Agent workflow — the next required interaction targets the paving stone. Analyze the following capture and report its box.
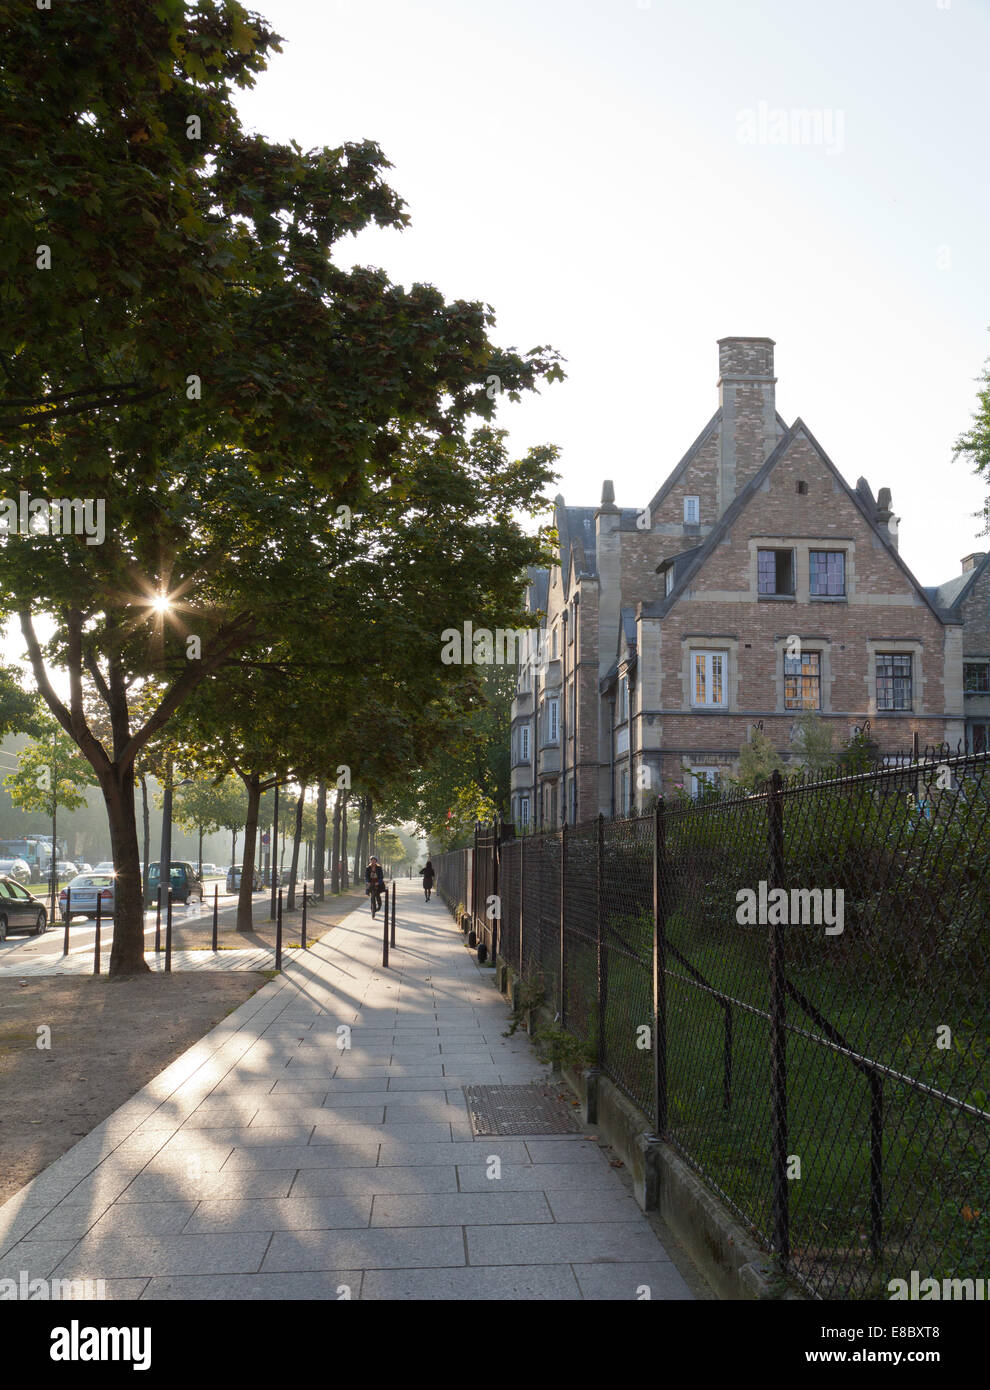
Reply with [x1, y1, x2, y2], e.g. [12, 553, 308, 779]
[455, 1162, 619, 1192]
[370, 1192, 551, 1226]
[116, 1171, 298, 1203]
[52, 1233, 272, 1278]
[545, 1192, 645, 1223]
[288, 1167, 458, 1197]
[466, 1222, 668, 1266]
[184, 1196, 372, 1232]
[142, 1271, 361, 1300]
[262, 1226, 465, 1271]
[0, 1240, 80, 1279]
[222, 1144, 379, 1170]
[362, 1265, 581, 1300]
[572, 1260, 695, 1300]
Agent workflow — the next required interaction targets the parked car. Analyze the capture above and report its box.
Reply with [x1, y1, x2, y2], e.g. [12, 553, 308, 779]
[59, 873, 115, 922]
[201, 863, 222, 878]
[145, 861, 203, 906]
[0, 858, 32, 886]
[0, 875, 49, 939]
[92, 861, 115, 874]
[226, 864, 262, 894]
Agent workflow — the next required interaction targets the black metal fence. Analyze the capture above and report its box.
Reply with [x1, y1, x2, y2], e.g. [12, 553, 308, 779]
[436, 752, 990, 1301]
[435, 845, 471, 923]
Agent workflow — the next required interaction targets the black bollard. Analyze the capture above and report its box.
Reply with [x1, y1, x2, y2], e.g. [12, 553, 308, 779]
[212, 882, 219, 951]
[301, 885, 307, 950]
[165, 893, 173, 973]
[63, 887, 70, 957]
[94, 891, 102, 976]
[276, 888, 283, 971]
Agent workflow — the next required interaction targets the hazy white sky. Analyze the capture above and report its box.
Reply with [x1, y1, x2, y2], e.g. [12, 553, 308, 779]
[231, 0, 990, 586]
[5, 0, 989, 685]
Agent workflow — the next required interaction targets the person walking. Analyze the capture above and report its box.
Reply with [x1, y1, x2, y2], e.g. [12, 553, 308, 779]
[421, 859, 435, 902]
[365, 855, 385, 917]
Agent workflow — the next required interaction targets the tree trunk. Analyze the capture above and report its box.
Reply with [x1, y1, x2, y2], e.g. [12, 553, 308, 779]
[287, 784, 305, 911]
[314, 778, 327, 899]
[237, 772, 261, 932]
[139, 772, 151, 906]
[231, 828, 237, 866]
[330, 788, 342, 895]
[354, 798, 367, 877]
[105, 764, 150, 976]
[197, 824, 203, 878]
[340, 794, 349, 890]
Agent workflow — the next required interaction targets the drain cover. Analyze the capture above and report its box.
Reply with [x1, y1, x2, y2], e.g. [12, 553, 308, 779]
[463, 1083, 582, 1136]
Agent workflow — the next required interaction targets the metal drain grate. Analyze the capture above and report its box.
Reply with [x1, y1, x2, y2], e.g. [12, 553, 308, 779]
[463, 1083, 582, 1136]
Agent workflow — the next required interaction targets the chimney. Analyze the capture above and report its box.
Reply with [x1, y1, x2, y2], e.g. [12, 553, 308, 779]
[717, 337, 779, 514]
[875, 487, 900, 552]
[962, 552, 987, 573]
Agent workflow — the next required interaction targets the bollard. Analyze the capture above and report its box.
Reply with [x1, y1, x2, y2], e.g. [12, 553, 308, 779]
[382, 887, 389, 968]
[212, 882, 219, 951]
[63, 887, 70, 956]
[276, 888, 283, 971]
[155, 890, 162, 954]
[301, 884, 307, 949]
[94, 891, 102, 976]
[165, 893, 173, 974]
[390, 880, 396, 947]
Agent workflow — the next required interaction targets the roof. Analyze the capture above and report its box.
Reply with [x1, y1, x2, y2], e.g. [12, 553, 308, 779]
[651, 419, 954, 626]
[924, 552, 990, 616]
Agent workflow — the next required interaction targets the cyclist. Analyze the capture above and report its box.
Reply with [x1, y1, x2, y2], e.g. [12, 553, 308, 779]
[365, 856, 385, 917]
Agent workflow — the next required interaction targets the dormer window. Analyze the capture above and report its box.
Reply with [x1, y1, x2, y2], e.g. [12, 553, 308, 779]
[684, 495, 700, 524]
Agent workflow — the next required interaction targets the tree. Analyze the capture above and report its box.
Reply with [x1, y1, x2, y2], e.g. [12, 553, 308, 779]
[955, 340, 990, 528]
[0, 666, 43, 741]
[735, 730, 786, 791]
[790, 712, 836, 776]
[3, 721, 96, 819]
[171, 773, 247, 873]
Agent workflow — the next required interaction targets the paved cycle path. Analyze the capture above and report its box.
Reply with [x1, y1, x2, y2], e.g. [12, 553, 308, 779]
[0, 881, 694, 1300]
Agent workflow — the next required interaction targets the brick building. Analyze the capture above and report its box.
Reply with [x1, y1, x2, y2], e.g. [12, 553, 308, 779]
[509, 337, 965, 829]
[926, 550, 990, 753]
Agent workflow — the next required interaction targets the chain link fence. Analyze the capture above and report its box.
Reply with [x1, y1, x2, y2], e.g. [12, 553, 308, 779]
[434, 750, 990, 1301]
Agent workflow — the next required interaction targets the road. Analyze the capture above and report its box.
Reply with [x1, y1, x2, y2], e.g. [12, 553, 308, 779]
[0, 880, 302, 968]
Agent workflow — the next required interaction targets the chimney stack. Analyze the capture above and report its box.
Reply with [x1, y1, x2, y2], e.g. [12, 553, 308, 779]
[717, 337, 779, 515]
[962, 552, 987, 573]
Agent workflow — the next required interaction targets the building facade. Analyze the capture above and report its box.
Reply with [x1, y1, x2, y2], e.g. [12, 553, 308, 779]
[509, 337, 965, 829]
[927, 550, 990, 754]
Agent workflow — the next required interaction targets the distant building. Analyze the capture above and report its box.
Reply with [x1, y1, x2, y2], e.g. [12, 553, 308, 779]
[510, 337, 964, 829]
[926, 551, 990, 753]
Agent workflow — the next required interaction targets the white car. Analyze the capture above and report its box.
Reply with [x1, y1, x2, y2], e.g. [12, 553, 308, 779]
[92, 861, 115, 873]
[0, 858, 31, 886]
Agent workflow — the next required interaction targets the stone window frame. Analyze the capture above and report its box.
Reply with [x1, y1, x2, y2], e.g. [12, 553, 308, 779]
[683, 494, 700, 525]
[963, 658, 990, 694]
[748, 538, 857, 603]
[867, 640, 923, 716]
[682, 638, 738, 710]
[774, 637, 832, 713]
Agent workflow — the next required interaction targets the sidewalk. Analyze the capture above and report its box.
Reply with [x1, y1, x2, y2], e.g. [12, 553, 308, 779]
[0, 881, 696, 1300]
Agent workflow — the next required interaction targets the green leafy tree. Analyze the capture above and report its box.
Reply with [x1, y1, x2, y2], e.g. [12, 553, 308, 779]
[790, 712, 837, 776]
[171, 772, 247, 872]
[735, 730, 786, 791]
[3, 720, 95, 818]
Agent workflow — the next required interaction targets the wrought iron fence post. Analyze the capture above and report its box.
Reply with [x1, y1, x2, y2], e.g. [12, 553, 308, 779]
[559, 821, 567, 1027]
[492, 817, 500, 964]
[767, 768, 789, 1263]
[596, 812, 606, 1073]
[518, 833, 525, 975]
[653, 797, 667, 1137]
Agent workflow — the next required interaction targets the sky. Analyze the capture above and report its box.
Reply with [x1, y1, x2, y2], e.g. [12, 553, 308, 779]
[4, 0, 989, 681]
[230, 0, 990, 586]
